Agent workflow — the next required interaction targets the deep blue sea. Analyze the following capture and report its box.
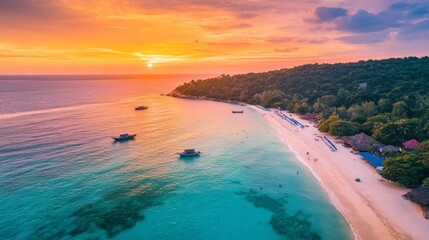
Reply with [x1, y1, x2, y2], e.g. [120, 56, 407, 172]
[0, 75, 352, 240]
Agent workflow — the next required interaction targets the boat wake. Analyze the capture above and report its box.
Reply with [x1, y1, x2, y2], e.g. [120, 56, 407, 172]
[0, 102, 115, 120]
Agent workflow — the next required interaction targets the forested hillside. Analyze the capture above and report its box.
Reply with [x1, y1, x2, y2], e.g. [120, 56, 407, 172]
[174, 57, 429, 143]
[173, 57, 429, 187]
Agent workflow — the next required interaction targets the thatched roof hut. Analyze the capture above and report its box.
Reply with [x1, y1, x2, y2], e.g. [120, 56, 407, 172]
[342, 133, 382, 152]
[403, 186, 429, 219]
[402, 139, 421, 150]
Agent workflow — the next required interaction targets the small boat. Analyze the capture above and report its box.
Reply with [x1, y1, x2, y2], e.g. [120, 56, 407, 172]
[232, 110, 244, 113]
[177, 149, 201, 157]
[135, 106, 148, 110]
[112, 133, 136, 141]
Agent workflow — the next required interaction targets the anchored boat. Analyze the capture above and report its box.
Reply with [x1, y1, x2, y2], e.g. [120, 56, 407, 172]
[112, 133, 136, 141]
[177, 149, 201, 157]
[135, 106, 148, 110]
[232, 110, 244, 113]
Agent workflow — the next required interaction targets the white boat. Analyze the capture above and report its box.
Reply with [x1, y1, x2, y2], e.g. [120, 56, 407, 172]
[177, 149, 201, 157]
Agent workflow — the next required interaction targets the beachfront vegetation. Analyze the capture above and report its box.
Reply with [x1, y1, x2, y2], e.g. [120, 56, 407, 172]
[318, 116, 362, 136]
[423, 178, 429, 187]
[176, 57, 429, 141]
[174, 56, 429, 186]
[175, 57, 429, 141]
[382, 141, 429, 187]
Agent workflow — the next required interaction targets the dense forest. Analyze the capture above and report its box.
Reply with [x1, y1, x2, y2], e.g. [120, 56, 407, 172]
[173, 57, 429, 187]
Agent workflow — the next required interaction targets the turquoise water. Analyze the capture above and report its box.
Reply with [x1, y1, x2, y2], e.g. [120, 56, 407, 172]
[0, 76, 352, 240]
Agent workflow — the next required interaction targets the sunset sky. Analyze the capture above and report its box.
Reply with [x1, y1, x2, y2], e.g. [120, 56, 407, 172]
[1, 0, 428, 74]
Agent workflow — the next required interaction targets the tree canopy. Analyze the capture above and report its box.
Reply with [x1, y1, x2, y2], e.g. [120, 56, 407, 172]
[174, 57, 429, 142]
[382, 141, 429, 187]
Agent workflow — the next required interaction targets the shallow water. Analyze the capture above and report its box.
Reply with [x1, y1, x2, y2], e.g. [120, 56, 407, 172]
[0, 75, 352, 239]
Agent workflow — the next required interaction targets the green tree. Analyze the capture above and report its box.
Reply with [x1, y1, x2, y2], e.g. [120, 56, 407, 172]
[313, 95, 337, 118]
[254, 90, 286, 107]
[359, 102, 376, 117]
[286, 95, 301, 112]
[318, 115, 340, 133]
[382, 141, 429, 187]
[392, 101, 408, 119]
[377, 98, 392, 113]
[333, 106, 348, 119]
[422, 178, 429, 187]
[272, 102, 284, 109]
[337, 88, 351, 106]
[294, 104, 310, 114]
[362, 114, 390, 134]
[382, 154, 426, 187]
[351, 115, 367, 124]
[372, 123, 402, 145]
[372, 119, 419, 145]
[328, 120, 361, 136]
[282, 98, 291, 109]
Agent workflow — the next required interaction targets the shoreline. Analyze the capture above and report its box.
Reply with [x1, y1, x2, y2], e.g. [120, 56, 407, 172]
[167, 92, 246, 106]
[251, 106, 429, 240]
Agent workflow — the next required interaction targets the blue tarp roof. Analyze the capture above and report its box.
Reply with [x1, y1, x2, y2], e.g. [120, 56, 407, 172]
[359, 152, 384, 167]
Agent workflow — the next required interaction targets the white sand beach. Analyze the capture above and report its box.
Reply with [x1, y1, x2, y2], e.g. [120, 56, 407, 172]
[253, 106, 429, 240]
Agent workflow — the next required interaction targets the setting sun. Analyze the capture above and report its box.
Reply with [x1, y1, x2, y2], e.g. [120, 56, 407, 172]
[147, 62, 153, 68]
[0, 0, 428, 75]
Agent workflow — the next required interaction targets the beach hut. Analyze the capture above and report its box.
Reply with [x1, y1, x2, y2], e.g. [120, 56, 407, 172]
[403, 186, 429, 219]
[379, 145, 400, 153]
[342, 133, 382, 152]
[402, 139, 421, 150]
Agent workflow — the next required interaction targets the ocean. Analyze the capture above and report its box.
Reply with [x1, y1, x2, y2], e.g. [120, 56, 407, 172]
[0, 75, 352, 240]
